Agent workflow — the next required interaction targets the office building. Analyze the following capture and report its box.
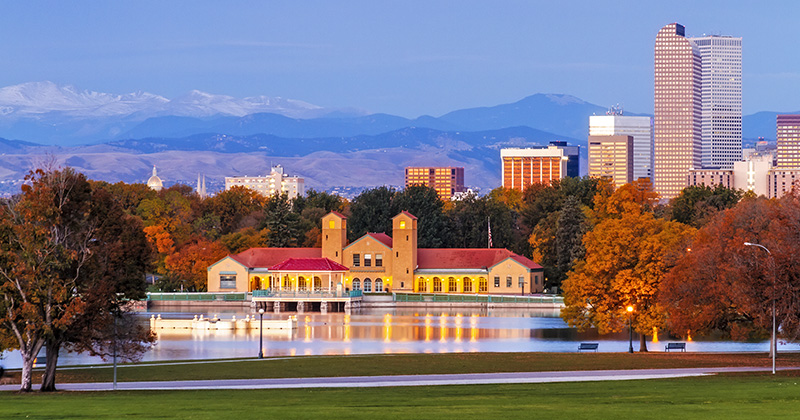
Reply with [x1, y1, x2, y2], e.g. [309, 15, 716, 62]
[405, 167, 465, 200]
[225, 165, 304, 199]
[501, 142, 579, 191]
[689, 35, 743, 169]
[589, 115, 653, 181]
[654, 23, 702, 200]
[588, 135, 633, 188]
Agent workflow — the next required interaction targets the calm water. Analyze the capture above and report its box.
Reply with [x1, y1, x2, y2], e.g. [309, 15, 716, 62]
[2, 306, 797, 369]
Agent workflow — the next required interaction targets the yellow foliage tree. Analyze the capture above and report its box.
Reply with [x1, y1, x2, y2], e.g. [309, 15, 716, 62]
[561, 211, 695, 351]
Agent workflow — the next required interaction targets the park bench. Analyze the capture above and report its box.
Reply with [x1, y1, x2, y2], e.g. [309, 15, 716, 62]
[665, 342, 686, 352]
[578, 342, 599, 352]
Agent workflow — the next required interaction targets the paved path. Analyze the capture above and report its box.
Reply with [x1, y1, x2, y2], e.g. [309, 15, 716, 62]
[0, 366, 785, 391]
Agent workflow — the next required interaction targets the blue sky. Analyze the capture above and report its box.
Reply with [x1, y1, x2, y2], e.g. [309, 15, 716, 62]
[1, 1, 798, 117]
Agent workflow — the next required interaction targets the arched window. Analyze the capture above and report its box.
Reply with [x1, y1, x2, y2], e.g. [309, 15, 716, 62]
[463, 277, 473, 293]
[298, 276, 307, 291]
[313, 276, 322, 290]
[364, 278, 372, 293]
[433, 277, 442, 293]
[375, 278, 383, 292]
[416, 277, 426, 293]
[448, 277, 457, 293]
[353, 278, 361, 291]
[478, 277, 488, 293]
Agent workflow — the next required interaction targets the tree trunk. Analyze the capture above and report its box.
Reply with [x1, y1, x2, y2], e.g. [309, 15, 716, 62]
[40, 341, 61, 392]
[18, 351, 35, 393]
[639, 334, 648, 352]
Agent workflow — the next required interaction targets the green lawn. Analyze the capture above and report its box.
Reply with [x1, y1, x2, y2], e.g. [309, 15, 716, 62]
[1, 375, 799, 419]
[7, 351, 800, 384]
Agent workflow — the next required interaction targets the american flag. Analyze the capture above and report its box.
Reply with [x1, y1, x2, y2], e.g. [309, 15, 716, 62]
[487, 217, 493, 248]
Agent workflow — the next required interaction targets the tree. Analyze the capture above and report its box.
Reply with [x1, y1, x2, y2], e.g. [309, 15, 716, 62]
[669, 184, 743, 228]
[203, 186, 267, 236]
[262, 193, 300, 247]
[561, 210, 695, 351]
[392, 185, 448, 248]
[347, 186, 396, 242]
[0, 168, 153, 392]
[661, 194, 800, 342]
[164, 238, 228, 291]
[555, 196, 587, 286]
[447, 193, 514, 249]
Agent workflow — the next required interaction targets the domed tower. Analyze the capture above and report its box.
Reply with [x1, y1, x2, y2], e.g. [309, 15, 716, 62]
[147, 166, 163, 191]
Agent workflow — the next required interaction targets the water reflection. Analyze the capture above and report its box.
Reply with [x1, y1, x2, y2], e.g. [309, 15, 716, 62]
[2, 306, 798, 368]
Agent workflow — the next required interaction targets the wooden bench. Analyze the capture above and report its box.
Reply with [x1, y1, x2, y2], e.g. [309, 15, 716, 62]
[665, 342, 686, 352]
[578, 342, 599, 352]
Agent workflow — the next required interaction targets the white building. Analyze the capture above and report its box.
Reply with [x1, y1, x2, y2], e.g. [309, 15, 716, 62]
[689, 35, 743, 169]
[225, 165, 304, 199]
[687, 156, 771, 197]
[589, 115, 653, 181]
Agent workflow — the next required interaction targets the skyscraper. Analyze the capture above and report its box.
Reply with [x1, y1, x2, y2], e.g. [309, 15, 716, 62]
[589, 114, 653, 181]
[405, 166, 466, 200]
[689, 35, 742, 169]
[588, 134, 633, 188]
[501, 142, 579, 191]
[654, 23, 702, 200]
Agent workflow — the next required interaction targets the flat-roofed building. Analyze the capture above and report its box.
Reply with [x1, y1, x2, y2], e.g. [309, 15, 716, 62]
[501, 142, 579, 190]
[776, 115, 800, 168]
[588, 135, 633, 188]
[688, 159, 772, 196]
[405, 166, 465, 200]
[589, 115, 653, 181]
[768, 169, 800, 198]
[225, 165, 304, 199]
[687, 168, 733, 189]
[654, 22, 702, 200]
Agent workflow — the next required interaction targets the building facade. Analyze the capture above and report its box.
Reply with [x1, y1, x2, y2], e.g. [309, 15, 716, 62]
[776, 115, 800, 169]
[687, 168, 733, 189]
[688, 159, 771, 196]
[589, 115, 653, 181]
[405, 167, 466, 200]
[501, 142, 579, 190]
[588, 135, 633, 188]
[225, 165, 304, 199]
[208, 211, 545, 295]
[689, 35, 743, 169]
[654, 23, 702, 200]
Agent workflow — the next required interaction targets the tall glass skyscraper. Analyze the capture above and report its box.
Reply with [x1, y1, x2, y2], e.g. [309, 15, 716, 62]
[654, 23, 702, 200]
[690, 35, 743, 169]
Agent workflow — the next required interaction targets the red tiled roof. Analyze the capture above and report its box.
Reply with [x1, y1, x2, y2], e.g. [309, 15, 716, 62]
[367, 232, 393, 248]
[328, 211, 347, 219]
[269, 258, 349, 272]
[394, 211, 418, 220]
[416, 248, 542, 270]
[229, 248, 322, 268]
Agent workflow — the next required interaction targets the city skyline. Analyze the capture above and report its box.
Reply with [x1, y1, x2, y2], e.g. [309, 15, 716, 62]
[2, 2, 800, 118]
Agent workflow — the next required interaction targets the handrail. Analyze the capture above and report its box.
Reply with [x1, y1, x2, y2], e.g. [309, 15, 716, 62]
[392, 292, 563, 304]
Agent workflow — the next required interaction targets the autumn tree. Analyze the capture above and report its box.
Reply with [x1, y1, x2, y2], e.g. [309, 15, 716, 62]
[164, 238, 228, 291]
[561, 210, 695, 351]
[661, 193, 800, 344]
[202, 186, 267, 236]
[0, 168, 153, 392]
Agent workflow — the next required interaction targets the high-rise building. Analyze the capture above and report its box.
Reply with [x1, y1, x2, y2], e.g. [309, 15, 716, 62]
[225, 165, 304, 198]
[654, 23, 702, 200]
[501, 142, 579, 191]
[775, 115, 800, 168]
[689, 35, 743, 169]
[588, 135, 633, 188]
[589, 115, 653, 181]
[404, 167, 465, 200]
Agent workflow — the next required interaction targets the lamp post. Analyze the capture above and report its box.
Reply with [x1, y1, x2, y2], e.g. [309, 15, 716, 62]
[627, 305, 634, 353]
[744, 242, 776, 375]
[258, 308, 265, 359]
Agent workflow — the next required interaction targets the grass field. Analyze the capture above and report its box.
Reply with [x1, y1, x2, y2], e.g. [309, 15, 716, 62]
[4, 351, 796, 384]
[1, 374, 799, 419]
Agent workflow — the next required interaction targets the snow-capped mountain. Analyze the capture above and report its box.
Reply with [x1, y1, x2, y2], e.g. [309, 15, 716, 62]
[0, 81, 331, 120]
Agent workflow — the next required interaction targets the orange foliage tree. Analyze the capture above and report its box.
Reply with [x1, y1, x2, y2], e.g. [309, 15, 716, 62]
[661, 193, 800, 342]
[164, 239, 229, 291]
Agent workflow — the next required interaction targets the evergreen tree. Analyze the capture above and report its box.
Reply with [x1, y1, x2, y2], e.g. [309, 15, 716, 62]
[347, 186, 396, 242]
[262, 193, 300, 247]
[555, 196, 587, 284]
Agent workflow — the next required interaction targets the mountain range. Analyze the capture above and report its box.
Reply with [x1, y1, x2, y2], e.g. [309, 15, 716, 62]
[0, 81, 794, 197]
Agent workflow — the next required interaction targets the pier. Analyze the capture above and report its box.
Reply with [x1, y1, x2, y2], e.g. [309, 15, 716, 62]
[251, 289, 363, 314]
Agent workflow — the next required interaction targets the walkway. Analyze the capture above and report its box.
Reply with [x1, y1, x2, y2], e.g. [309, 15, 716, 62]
[0, 367, 785, 392]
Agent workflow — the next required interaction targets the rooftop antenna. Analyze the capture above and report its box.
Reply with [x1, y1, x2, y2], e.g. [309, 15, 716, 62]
[606, 104, 623, 116]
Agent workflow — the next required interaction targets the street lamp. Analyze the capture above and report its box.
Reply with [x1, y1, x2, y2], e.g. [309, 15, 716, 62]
[258, 308, 265, 359]
[744, 242, 776, 375]
[626, 305, 634, 354]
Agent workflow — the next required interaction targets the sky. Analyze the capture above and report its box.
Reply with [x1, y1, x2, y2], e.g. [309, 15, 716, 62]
[1, 1, 799, 118]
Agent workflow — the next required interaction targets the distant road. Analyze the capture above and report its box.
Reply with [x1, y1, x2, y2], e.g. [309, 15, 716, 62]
[0, 367, 784, 392]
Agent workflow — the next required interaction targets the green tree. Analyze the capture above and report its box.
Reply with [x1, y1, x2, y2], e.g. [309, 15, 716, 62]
[669, 184, 743, 228]
[447, 193, 514, 249]
[392, 185, 448, 248]
[262, 193, 300, 247]
[347, 186, 396, 242]
[555, 196, 587, 285]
